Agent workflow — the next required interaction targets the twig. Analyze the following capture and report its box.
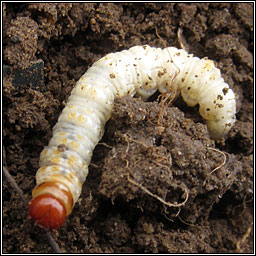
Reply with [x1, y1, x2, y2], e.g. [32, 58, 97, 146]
[45, 232, 63, 253]
[3, 166, 28, 205]
[3, 165, 64, 253]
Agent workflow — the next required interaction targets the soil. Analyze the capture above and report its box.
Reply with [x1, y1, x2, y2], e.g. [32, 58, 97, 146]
[3, 3, 253, 253]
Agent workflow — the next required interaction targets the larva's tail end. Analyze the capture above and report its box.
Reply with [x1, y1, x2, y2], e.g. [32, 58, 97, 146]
[29, 194, 66, 229]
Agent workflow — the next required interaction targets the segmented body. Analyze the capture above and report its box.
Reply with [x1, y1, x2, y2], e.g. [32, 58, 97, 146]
[29, 45, 236, 229]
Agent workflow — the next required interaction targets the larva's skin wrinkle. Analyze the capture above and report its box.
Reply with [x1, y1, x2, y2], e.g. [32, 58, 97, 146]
[30, 45, 236, 228]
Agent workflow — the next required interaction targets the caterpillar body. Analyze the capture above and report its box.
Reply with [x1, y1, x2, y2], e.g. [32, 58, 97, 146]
[28, 45, 236, 229]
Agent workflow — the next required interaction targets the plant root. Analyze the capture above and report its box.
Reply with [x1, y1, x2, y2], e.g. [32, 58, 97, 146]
[127, 174, 189, 208]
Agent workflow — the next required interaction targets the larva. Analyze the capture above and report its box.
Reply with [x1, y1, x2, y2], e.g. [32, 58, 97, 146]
[28, 45, 236, 229]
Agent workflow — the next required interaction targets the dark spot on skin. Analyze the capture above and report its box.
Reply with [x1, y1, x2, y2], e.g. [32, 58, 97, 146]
[187, 87, 191, 90]
[181, 78, 185, 82]
[110, 73, 116, 79]
[57, 144, 67, 152]
[217, 95, 223, 100]
[222, 87, 229, 95]
[206, 108, 210, 111]
[158, 71, 164, 77]
[195, 75, 198, 78]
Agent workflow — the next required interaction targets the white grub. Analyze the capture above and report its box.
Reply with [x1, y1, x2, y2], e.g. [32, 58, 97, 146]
[35, 45, 236, 207]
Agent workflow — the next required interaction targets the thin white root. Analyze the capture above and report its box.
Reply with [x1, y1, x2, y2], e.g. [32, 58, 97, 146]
[236, 221, 253, 253]
[177, 28, 190, 52]
[98, 142, 113, 148]
[162, 206, 181, 222]
[127, 174, 189, 208]
[177, 215, 208, 228]
[206, 147, 227, 176]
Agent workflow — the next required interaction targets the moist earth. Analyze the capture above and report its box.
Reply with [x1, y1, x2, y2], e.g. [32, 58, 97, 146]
[3, 3, 253, 253]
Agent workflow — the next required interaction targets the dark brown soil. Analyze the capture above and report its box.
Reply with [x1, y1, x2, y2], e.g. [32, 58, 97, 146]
[3, 3, 253, 253]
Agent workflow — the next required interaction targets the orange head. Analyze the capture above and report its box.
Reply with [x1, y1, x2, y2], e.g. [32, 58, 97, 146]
[29, 193, 66, 229]
[28, 181, 73, 229]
